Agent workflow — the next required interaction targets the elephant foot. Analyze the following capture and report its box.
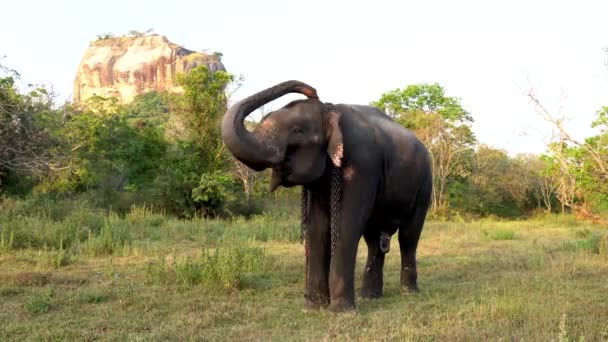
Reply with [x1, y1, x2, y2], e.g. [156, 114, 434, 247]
[304, 292, 329, 311]
[361, 267, 384, 299]
[328, 299, 356, 313]
[303, 298, 328, 312]
[359, 286, 382, 299]
[400, 266, 418, 293]
[360, 272, 383, 298]
[400, 282, 419, 294]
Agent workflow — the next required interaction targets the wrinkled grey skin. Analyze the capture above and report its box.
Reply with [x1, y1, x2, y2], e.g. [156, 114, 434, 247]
[222, 81, 432, 312]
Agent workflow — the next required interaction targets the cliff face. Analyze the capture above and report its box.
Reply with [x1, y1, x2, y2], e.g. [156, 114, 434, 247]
[74, 35, 225, 103]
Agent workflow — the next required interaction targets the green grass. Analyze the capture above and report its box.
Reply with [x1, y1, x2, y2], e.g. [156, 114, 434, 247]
[1, 209, 607, 340]
[24, 289, 53, 315]
[78, 290, 108, 304]
[482, 227, 516, 240]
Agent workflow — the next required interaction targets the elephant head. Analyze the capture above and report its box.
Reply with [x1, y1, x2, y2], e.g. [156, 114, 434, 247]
[222, 80, 344, 192]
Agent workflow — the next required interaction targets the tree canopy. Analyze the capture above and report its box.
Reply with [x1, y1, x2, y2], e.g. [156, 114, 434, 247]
[1, 63, 606, 221]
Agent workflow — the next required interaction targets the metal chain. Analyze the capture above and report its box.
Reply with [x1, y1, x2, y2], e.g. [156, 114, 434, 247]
[324, 102, 342, 257]
[300, 187, 310, 245]
[330, 165, 342, 256]
[301, 187, 310, 287]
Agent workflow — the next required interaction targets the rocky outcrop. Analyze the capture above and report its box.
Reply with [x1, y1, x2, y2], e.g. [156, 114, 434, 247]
[73, 35, 225, 103]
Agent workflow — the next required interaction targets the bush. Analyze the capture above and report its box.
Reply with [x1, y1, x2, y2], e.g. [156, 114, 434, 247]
[78, 290, 108, 304]
[24, 289, 53, 315]
[559, 234, 608, 254]
[81, 213, 132, 256]
[481, 228, 516, 241]
[0, 199, 107, 252]
[146, 241, 270, 290]
[191, 171, 233, 218]
[47, 246, 72, 268]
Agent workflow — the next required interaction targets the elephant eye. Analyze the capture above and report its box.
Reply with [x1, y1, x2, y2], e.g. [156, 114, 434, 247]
[292, 127, 304, 135]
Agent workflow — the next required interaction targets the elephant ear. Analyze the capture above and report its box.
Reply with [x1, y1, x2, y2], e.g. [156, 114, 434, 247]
[326, 110, 343, 168]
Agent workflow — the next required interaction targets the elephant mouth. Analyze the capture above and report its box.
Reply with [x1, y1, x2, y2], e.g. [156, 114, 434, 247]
[269, 149, 301, 192]
[269, 164, 293, 192]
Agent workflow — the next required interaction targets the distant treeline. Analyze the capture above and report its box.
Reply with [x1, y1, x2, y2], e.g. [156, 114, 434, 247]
[1, 64, 606, 221]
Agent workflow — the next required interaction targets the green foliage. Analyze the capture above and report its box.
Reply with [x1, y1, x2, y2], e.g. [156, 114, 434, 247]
[78, 290, 108, 304]
[372, 83, 473, 122]
[172, 65, 234, 171]
[191, 171, 234, 217]
[559, 233, 607, 254]
[0, 69, 59, 194]
[481, 228, 516, 240]
[1, 60, 604, 221]
[34, 96, 168, 214]
[81, 213, 132, 256]
[48, 246, 72, 268]
[591, 106, 608, 129]
[0, 198, 300, 262]
[125, 91, 170, 126]
[2, 217, 608, 340]
[460, 146, 542, 217]
[2, 63, 244, 218]
[94, 33, 115, 41]
[146, 242, 270, 290]
[24, 289, 53, 315]
[0, 199, 128, 254]
[537, 105, 608, 220]
[144, 65, 240, 217]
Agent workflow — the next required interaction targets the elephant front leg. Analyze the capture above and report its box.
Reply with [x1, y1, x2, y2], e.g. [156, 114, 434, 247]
[327, 231, 360, 312]
[327, 172, 375, 312]
[304, 190, 331, 309]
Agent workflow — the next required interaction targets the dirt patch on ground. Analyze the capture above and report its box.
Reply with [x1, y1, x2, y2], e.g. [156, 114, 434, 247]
[0, 271, 89, 287]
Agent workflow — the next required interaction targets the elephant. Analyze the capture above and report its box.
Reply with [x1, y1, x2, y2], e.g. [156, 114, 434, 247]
[221, 80, 432, 312]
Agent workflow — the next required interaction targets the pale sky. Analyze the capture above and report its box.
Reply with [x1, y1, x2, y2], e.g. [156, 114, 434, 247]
[2, 0, 607, 155]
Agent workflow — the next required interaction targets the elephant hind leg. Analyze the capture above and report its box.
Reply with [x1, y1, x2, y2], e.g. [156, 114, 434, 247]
[398, 203, 429, 292]
[360, 231, 386, 299]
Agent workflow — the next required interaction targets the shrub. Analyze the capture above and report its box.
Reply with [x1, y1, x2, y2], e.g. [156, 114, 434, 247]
[24, 289, 53, 315]
[146, 241, 270, 290]
[481, 228, 516, 241]
[47, 246, 72, 268]
[79, 290, 108, 304]
[81, 213, 132, 256]
[559, 234, 607, 254]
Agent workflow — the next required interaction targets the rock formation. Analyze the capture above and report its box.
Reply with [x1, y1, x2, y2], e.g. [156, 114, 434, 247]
[73, 34, 225, 103]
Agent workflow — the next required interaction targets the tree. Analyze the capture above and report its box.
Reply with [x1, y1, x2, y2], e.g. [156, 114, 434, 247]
[519, 154, 559, 214]
[468, 146, 539, 217]
[41, 96, 167, 200]
[171, 65, 234, 170]
[525, 89, 608, 222]
[158, 66, 236, 217]
[373, 83, 476, 213]
[0, 66, 60, 193]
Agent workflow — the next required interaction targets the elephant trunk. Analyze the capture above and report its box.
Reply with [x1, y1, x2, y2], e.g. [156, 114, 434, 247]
[221, 80, 319, 171]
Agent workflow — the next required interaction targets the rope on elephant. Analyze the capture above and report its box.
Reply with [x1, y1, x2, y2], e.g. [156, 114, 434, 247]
[330, 165, 342, 256]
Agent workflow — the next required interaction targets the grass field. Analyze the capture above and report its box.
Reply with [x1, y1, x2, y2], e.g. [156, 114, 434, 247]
[1, 206, 607, 341]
